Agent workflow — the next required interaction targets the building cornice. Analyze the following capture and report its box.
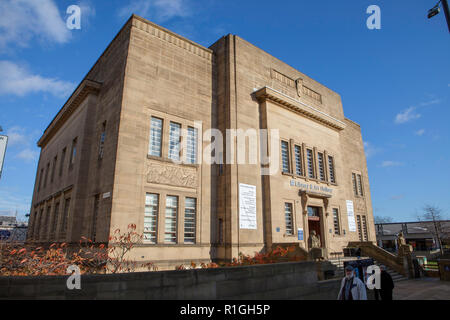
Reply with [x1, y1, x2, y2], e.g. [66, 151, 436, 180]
[253, 86, 346, 131]
[37, 80, 102, 148]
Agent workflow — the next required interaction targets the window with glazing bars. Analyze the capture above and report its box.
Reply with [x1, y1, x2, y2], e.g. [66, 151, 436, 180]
[186, 127, 198, 164]
[51, 202, 59, 237]
[328, 156, 336, 183]
[285, 203, 294, 235]
[357, 174, 364, 196]
[362, 215, 368, 241]
[318, 152, 325, 181]
[149, 117, 163, 157]
[168, 122, 181, 161]
[91, 195, 99, 242]
[281, 141, 290, 173]
[61, 198, 70, 235]
[352, 173, 358, 196]
[356, 215, 363, 241]
[333, 208, 340, 235]
[70, 138, 77, 165]
[306, 149, 315, 178]
[165, 196, 178, 243]
[294, 145, 303, 176]
[144, 193, 159, 243]
[184, 198, 196, 243]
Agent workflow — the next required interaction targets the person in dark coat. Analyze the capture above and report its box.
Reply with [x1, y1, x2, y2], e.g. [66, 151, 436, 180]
[375, 265, 395, 300]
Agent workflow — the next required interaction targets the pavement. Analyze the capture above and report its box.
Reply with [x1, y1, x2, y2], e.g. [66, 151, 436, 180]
[392, 277, 450, 300]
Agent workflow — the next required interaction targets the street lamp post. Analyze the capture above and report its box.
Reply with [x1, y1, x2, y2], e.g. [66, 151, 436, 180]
[428, 0, 450, 32]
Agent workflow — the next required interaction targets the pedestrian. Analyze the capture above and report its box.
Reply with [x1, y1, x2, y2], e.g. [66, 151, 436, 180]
[337, 265, 367, 300]
[374, 265, 394, 300]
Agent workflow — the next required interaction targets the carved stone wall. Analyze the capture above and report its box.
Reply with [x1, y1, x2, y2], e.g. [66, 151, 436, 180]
[146, 161, 198, 188]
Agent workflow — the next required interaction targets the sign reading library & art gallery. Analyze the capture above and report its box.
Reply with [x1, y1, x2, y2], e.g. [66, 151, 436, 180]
[0, 135, 8, 180]
[239, 183, 257, 229]
[346, 200, 357, 232]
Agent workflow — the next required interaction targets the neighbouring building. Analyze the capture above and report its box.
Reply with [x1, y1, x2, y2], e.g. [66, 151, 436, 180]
[26, 15, 376, 269]
[376, 221, 450, 256]
[0, 216, 28, 242]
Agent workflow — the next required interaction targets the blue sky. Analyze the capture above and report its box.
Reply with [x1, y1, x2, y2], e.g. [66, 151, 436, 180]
[0, 0, 449, 222]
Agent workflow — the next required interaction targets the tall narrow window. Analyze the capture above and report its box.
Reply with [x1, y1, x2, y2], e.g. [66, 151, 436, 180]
[186, 127, 198, 164]
[318, 152, 325, 181]
[165, 196, 178, 243]
[51, 156, 57, 183]
[294, 145, 303, 176]
[44, 162, 50, 188]
[328, 156, 336, 183]
[38, 168, 44, 192]
[333, 208, 340, 235]
[42, 206, 51, 240]
[218, 219, 223, 244]
[149, 117, 163, 157]
[51, 202, 60, 238]
[184, 197, 196, 243]
[99, 121, 106, 159]
[284, 203, 294, 235]
[362, 215, 368, 241]
[91, 195, 100, 242]
[352, 173, 358, 196]
[281, 141, 290, 173]
[60, 148, 66, 177]
[168, 122, 181, 161]
[61, 198, 71, 236]
[35, 209, 43, 240]
[356, 215, 363, 241]
[144, 193, 159, 244]
[70, 138, 77, 166]
[357, 174, 364, 196]
[306, 149, 315, 178]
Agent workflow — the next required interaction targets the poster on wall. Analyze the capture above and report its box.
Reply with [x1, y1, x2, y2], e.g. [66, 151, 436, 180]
[346, 200, 357, 232]
[239, 183, 257, 229]
[0, 135, 8, 180]
[298, 228, 304, 241]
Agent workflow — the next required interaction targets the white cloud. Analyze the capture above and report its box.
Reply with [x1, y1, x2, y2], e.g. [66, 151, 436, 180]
[5, 126, 31, 147]
[363, 141, 381, 159]
[16, 148, 39, 162]
[380, 161, 404, 168]
[0, 61, 75, 98]
[119, 0, 191, 22]
[395, 107, 421, 124]
[0, 0, 71, 51]
[415, 129, 425, 136]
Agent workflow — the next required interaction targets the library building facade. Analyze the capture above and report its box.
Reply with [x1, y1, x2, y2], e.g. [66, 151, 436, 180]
[26, 15, 376, 269]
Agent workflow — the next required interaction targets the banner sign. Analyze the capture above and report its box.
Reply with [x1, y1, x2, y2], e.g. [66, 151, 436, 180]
[346, 200, 357, 232]
[239, 183, 257, 229]
[0, 135, 8, 180]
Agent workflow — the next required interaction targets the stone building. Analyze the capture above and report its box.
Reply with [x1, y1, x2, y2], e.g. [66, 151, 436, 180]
[27, 15, 376, 269]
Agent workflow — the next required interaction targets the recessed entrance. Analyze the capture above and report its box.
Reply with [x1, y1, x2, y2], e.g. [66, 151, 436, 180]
[307, 206, 322, 247]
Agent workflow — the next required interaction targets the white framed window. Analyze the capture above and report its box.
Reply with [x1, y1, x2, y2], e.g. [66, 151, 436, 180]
[294, 145, 303, 176]
[168, 122, 181, 161]
[306, 149, 315, 178]
[186, 127, 198, 164]
[284, 202, 294, 235]
[144, 193, 159, 244]
[149, 117, 163, 157]
[318, 152, 325, 181]
[184, 197, 196, 243]
[281, 141, 290, 173]
[165, 195, 178, 243]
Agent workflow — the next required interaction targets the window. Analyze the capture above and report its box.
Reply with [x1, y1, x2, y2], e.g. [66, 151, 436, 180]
[294, 145, 303, 176]
[165, 196, 178, 243]
[35, 209, 43, 239]
[91, 195, 100, 242]
[38, 168, 44, 192]
[144, 193, 159, 244]
[284, 203, 294, 235]
[218, 219, 223, 244]
[149, 117, 163, 157]
[318, 152, 325, 181]
[59, 148, 66, 177]
[70, 138, 77, 166]
[362, 215, 368, 241]
[333, 208, 340, 235]
[306, 149, 315, 178]
[281, 141, 290, 173]
[352, 173, 358, 196]
[357, 215, 363, 241]
[51, 156, 57, 183]
[184, 198, 196, 243]
[61, 198, 71, 235]
[307, 206, 320, 217]
[44, 162, 50, 188]
[328, 156, 336, 183]
[99, 122, 106, 159]
[168, 122, 181, 161]
[51, 202, 60, 237]
[42, 206, 51, 239]
[357, 174, 364, 196]
[186, 127, 198, 164]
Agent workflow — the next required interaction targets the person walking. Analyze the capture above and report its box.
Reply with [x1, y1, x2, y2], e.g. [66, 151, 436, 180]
[374, 266, 395, 300]
[337, 265, 367, 300]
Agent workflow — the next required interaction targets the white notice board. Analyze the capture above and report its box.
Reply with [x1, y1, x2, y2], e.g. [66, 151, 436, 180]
[0, 135, 8, 179]
[346, 200, 356, 232]
[239, 183, 257, 229]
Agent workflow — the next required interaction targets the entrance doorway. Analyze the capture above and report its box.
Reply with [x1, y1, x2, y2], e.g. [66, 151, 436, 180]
[307, 206, 322, 247]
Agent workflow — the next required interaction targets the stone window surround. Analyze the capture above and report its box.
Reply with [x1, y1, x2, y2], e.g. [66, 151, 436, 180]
[281, 139, 338, 187]
[351, 170, 365, 198]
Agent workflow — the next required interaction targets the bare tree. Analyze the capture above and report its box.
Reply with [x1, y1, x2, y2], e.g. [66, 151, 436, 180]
[417, 205, 450, 256]
[374, 216, 393, 224]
